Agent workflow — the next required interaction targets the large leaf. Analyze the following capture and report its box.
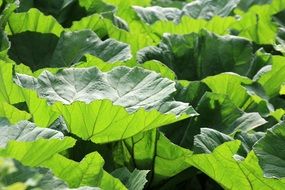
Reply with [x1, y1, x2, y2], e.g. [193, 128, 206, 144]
[238, 0, 272, 11]
[19, 0, 81, 27]
[16, 66, 193, 112]
[0, 137, 75, 167]
[182, 0, 240, 20]
[253, 121, 285, 178]
[18, 88, 59, 128]
[16, 66, 197, 142]
[0, 102, 30, 124]
[13, 64, 61, 128]
[0, 157, 100, 190]
[151, 16, 236, 36]
[70, 14, 126, 39]
[113, 130, 192, 186]
[70, 14, 159, 55]
[54, 100, 196, 143]
[133, 6, 181, 24]
[163, 91, 266, 150]
[78, 0, 115, 14]
[0, 119, 74, 166]
[193, 128, 234, 154]
[42, 152, 126, 189]
[78, 0, 129, 30]
[75, 55, 176, 80]
[0, 119, 122, 189]
[192, 92, 267, 134]
[112, 168, 149, 190]
[234, 131, 265, 155]
[231, 0, 285, 44]
[193, 128, 264, 156]
[9, 29, 131, 71]
[137, 30, 257, 80]
[203, 73, 271, 113]
[187, 141, 285, 190]
[0, 30, 11, 61]
[0, 61, 24, 104]
[49, 30, 131, 66]
[8, 31, 59, 71]
[0, 120, 63, 147]
[5, 8, 64, 36]
[256, 56, 285, 98]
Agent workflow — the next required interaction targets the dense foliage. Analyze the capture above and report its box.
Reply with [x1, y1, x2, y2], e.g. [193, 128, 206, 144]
[0, 0, 285, 189]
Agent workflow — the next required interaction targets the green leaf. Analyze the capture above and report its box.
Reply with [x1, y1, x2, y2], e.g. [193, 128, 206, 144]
[112, 168, 149, 190]
[0, 61, 24, 104]
[139, 60, 176, 80]
[151, 16, 236, 36]
[0, 137, 76, 166]
[0, 157, 100, 190]
[256, 56, 285, 97]
[174, 80, 211, 107]
[133, 6, 181, 24]
[16, 66, 197, 142]
[0, 121, 64, 147]
[104, 0, 151, 8]
[49, 30, 131, 66]
[203, 73, 270, 113]
[187, 141, 285, 190]
[237, 0, 271, 11]
[42, 152, 126, 189]
[27, 0, 79, 26]
[231, 1, 285, 44]
[78, 0, 129, 31]
[190, 92, 266, 134]
[150, 0, 186, 9]
[203, 72, 251, 106]
[164, 91, 266, 150]
[16, 66, 194, 113]
[5, 8, 64, 36]
[0, 2, 19, 29]
[76, 55, 175, 80]
[193, 128, 264, 156]
[54, 100, 195, 143]
[8, 29, 132, 71]
[70, 14, 125, 39]
[113, 130, 192, 185]
[0, 30, 11, 61]
[0, 102, 30, 124]
[13, 65, 59, 127]
[253, 121, 285, 178]
[182, 0, 240, 19]
[18, 89, 59, 128]
[79, 0, 115, 14]
[193, 128, 234, 154]
[234, 131, 264, 155]
[138, 30, 257, 80]
[70, 14, 158, 55]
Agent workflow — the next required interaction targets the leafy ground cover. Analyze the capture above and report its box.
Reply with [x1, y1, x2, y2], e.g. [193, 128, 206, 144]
[0, 0, 285, 189]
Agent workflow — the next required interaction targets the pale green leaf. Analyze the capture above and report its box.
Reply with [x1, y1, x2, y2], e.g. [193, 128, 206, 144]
[5, 8, 64, 36]
[42, 152, 126, 189]
[187, 141, 285, 190]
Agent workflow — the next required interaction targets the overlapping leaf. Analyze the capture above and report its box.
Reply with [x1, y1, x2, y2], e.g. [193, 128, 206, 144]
[15, 66, 197, 142]
[113, 130, 192, 186]
[8, 29, 131, 70]
[187, 141, 285, 190]
[0, 157, 100, 190]
[138, 30, 259, 80]
[42, 152, 126, 189]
